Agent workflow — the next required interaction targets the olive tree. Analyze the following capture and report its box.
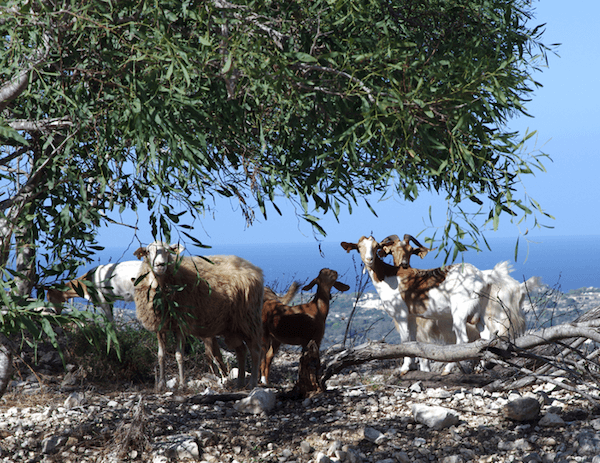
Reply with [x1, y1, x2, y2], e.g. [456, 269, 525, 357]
[0, 0, 553, 391]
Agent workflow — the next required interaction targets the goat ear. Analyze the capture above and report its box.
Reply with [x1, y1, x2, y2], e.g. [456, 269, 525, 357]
[340, 242, 357, 252]
[378, 245, 392, 257]
[416, 245, 436, 259]
[415, 247, 429, 259]
[171, 244, 185, 255]
[302, 278, 318, 291]
[133, 247, 147, 259]
[334, 281, 350, 292]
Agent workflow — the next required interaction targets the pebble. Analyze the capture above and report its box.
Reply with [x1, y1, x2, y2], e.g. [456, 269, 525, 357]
[1, 349, 598, 463]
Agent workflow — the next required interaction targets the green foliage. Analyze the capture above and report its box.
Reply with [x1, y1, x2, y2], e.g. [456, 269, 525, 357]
[0, 277, 121, 365]
[0, 0, 556, 359]
[1, 0, 554, 263]
[64, 316, 156, 384]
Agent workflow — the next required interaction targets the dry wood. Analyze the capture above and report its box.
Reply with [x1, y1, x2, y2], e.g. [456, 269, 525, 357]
[293, 340, 324, 398]
[322, 320, 600, 387]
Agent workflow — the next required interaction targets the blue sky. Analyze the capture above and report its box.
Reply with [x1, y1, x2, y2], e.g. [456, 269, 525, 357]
[100, 0, 600, 249]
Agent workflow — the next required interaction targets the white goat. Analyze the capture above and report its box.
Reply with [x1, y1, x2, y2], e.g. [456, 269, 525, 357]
[379, 234, 541, 371]
[341, 236, 498, 375]
[47, 261, 143, 321]
[133, 241, 264, 390]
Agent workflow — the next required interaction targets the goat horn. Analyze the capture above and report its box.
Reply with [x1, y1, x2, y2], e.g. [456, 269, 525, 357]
[403, 234, 426, 249]
[380, 235, 400, 246]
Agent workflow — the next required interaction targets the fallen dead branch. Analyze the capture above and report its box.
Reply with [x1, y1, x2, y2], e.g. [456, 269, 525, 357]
[322, 320, 600, 405]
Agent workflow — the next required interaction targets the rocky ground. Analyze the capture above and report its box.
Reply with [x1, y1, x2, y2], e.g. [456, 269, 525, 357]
[2, 340, 600, 463]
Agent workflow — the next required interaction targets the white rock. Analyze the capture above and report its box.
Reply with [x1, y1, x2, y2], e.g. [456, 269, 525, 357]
[427, 388, 452, 399]
[64, 392, 85, 409]
[412, 404, 460, 429]
[300, 441, 312, 454]
[166, 377, 178, 389]
[316, 451, 332, 463]
[233, 388, 276, 415]
[153, 434, 200, 460]
[409, 381, 423, 393]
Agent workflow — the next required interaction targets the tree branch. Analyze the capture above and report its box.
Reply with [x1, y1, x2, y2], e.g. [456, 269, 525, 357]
[212, 0, 287, 50]
[0, 70, 30, 113]
[322, 320, 600, 383]
[296, 64, 376, 104]
[8, 117, 73, 132]
[0, 31, 51, 113]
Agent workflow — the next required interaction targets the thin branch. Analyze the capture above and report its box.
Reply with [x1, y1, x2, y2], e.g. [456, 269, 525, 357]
[0, 31, 51, 113]
[0, 146, 29, 168]
[0, 130, 76, 212]
[212, 0, 287, 50]
[296, 64, 376, 104]
[8, 117, 73, 132]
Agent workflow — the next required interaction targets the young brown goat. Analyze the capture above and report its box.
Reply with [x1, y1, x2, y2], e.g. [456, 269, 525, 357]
[260, 268, 349, 384]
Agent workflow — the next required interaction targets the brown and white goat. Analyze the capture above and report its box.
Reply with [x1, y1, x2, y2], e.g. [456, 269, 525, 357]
[379, 234, 433, 269]
[378, 234, 540, 372]
[260, 268, 350, 384]
[341, 236, 499, 375]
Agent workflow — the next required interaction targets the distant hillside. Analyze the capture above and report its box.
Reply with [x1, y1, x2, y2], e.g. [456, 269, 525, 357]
[310, 285, 600, 350]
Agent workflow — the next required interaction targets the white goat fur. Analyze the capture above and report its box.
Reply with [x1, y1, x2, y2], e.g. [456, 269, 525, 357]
[47, 261, 143, 321]
[414, 263, 540, 372]
[378, 236, 541, 366]
[133, 242, 264, 390]
[341, 236, 499, 375]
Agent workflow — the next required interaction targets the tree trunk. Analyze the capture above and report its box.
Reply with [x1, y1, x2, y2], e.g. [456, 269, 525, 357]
[0, 216, 13, 270]
[14, 230, 36, 297]
[293, 341, 324, 398]
[0, 336, 13, 398]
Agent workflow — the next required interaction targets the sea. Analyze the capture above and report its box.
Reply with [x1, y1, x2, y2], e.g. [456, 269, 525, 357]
[80, 235, 599, 310]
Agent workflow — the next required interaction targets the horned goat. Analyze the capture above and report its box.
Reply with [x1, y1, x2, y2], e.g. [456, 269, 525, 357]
[261, 268, 350, 384]
[379, 234, 541, 372]
[341, 236, 501, 375]
[47, 261, 143, 321]
[133, 241, 264, 390]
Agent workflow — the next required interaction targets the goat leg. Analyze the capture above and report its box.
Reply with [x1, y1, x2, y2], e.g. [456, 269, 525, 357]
[156, 331, 167, 391]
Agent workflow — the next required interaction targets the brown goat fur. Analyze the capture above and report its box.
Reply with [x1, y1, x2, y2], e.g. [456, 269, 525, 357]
[133, 246, 264, 390]
[260, 268, 349, 384]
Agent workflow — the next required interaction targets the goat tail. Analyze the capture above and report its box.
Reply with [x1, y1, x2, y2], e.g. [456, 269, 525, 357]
[483, 261, 514, 287]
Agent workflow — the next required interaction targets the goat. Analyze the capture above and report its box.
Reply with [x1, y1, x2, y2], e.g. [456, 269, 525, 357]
[46, 261, 143, 321]
[261, 268, 350, 384]
[341, 236, 498, 375]
[133, 241, 264, 390]
[379, 234, 433, 269]
[47, 259, 229, 378]
[380, 234, 540, 338]
[379, 234, 541, 371]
